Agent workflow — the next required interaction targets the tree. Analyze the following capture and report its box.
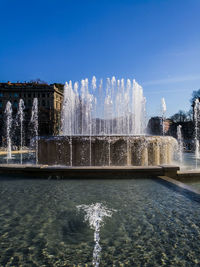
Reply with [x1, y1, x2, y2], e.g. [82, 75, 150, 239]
[170, 110, 188, 123]
[190, 89, 200, 104]
[186, 109, 193, 121]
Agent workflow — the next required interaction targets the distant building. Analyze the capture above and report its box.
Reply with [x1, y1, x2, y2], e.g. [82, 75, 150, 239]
[147, 116, 171, 135]
[168, 121, 194, 151]
[0, 82, 63, 145]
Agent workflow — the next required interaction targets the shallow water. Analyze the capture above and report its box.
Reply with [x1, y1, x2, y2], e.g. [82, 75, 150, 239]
[0, 177, 200, 266]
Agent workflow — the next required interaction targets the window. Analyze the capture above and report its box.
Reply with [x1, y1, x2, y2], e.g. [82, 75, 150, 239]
[42, 100, 45, 106]
[42, 93, 45, 98]
[24, 93, 26, 97]
[28, 93, 31, 98]
[0, 101, 2, 108]
[14, 93, 18, 97]
[28, 99, 31, 106]
[0, 92, 3, 97]
[9, 93, 12, 97]
[38, 93, 40, 97]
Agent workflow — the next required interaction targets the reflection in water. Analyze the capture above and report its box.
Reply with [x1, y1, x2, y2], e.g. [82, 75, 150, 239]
[77, 203, 115, 266]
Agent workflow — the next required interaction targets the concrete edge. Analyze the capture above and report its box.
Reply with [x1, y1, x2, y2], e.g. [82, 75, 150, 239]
[158, 175, 200, 195]
[0, 164, 179, 179]
[171, 170, 200, 183]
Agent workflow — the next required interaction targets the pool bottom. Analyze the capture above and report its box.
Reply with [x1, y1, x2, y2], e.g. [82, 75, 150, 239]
[0, 176, 200, 266]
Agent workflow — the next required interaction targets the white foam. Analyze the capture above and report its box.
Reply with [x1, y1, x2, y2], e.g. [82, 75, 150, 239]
[77, 203, 116, 266]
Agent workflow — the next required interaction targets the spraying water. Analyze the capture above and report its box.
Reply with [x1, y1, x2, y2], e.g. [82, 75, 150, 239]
[4, 101, 13, 160]
[31, 98, 39, 164]
[17, 99, 25, 164]
[61, 76, 146, 136]
[194, 99, 200, 159]
[77, 203, 115, 267]
[61, 77, 146, 166]
[161, 98, 166, 136]
[177, 125, 183, 164]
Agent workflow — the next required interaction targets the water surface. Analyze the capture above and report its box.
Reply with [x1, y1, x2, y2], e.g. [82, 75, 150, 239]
[0, 176, 200, 266]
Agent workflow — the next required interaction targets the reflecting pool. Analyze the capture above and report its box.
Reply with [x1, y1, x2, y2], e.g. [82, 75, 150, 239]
[0, 177, 200, 266]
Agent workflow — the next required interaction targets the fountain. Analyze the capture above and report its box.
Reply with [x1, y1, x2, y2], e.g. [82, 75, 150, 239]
[194, 99, 200, 161]
[31, 98, 39, 164]
[38, 76, 177, 166]
[177, 125, 183, 164]
[17, 99, 25, 164]
[0, 85, 199, 267]
[77, 203, 115, 267]
[4, 101, 13, 160]
[61, 77, 146, 136]
[161, 98, 166, 136]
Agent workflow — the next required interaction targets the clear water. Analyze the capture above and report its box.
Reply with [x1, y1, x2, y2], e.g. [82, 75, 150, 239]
[0, 177, 200, 266]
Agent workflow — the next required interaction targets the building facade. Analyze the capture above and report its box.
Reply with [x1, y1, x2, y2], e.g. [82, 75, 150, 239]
[147, 116, 171, 135]
[0, 82, 63, 146]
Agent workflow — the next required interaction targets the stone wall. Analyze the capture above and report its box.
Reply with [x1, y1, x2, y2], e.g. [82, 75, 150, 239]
[38, 136, 177, 166]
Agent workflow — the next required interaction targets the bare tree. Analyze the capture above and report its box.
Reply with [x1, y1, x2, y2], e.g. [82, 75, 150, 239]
[191, 89, 200, 104]
[170, 110, 188, 123]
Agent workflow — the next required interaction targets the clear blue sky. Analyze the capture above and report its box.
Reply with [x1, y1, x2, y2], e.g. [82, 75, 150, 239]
[1, 0, 200, 118]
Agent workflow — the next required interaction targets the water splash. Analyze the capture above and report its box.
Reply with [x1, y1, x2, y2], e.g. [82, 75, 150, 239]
[61, 77, 146, 166]
[61, 76, 146, 136]
[161, 98, 166, 136]
[77, 203, 115, 267]
[17, 99, 25, 164]
[194, 99, 200, 164]
[31, 98, 38, 164]
[4, 101, 13, 160]
[177, 125, 183, 164]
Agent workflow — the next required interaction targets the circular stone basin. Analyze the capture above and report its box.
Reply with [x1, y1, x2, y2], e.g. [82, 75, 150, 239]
[38, 136, 177, 166]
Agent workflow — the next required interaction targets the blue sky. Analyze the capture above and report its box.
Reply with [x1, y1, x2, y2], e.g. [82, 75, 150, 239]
[0, 0, 200, 118]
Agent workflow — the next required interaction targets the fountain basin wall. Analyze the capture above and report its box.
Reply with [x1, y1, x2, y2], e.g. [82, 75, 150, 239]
[38, 136, 177, 166]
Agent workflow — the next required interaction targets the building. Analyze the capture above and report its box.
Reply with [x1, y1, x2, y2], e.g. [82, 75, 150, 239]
[0, 82, 63, 146]
[147, 116, 171, 135]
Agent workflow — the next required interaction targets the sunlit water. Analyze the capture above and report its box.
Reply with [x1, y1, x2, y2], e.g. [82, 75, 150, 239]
[0, 177, 200, 266]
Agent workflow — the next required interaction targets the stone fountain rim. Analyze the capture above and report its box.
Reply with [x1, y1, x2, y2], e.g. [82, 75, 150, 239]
[39, 135, 176, 139]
